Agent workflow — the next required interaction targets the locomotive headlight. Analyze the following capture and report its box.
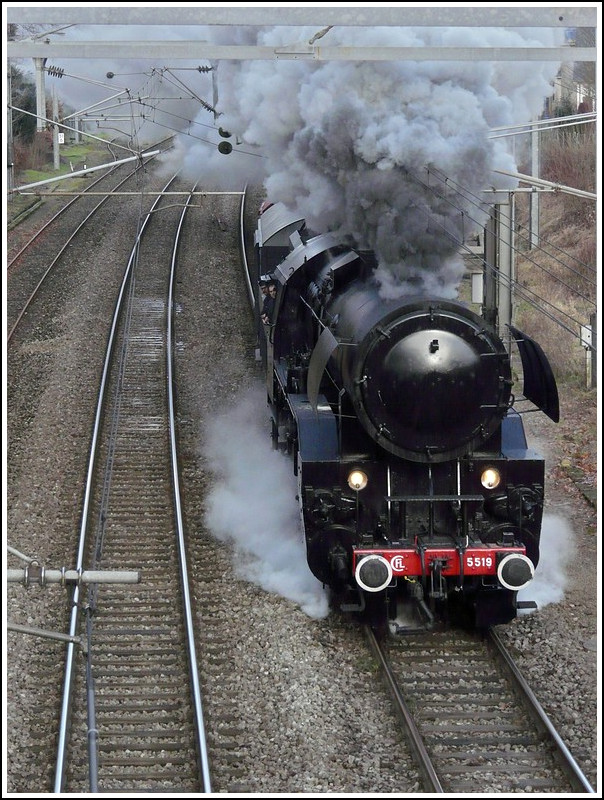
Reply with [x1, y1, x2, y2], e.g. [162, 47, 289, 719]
[347, 469, 368, 491]
[480, 467, 501, 490]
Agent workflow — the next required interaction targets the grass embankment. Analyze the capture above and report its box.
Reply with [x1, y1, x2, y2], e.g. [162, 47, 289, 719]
[8, 138, 122, 227]
[18, 140, 117, 185]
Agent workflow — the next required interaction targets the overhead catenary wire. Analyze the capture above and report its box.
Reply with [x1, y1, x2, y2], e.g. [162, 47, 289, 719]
[160, 68, 217, 115]
[418, 165, 597, 292]
[487, 112, 596, 134]
[135, 100, 225, 132]
[401, 168, 596, 346]
[135, 114, 265, 157]
[7, 104, 143, 155]
[429, 211, 591, 344]
[488, 116, 596, 139]
[552, 77, 596, 100]
[423, 165, 597, 289]
[414, 177, 595, 317]
[512, 224, 597, 289]
[427, 192, 596, 333]
[75, 71, 261, 155]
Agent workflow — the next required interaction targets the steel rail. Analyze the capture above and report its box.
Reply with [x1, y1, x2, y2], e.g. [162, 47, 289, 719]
[166, 184, 213, 792]
[488, 627, 595, 794]
[8, 161, 126, 270]
[238, 185, 256, 309]
[7, 161, 163, 343]
[7, 136, 173, 270]
[52, 174, 179, 793]
[364, 625, 444, 793]
[369, 626, 595, 793]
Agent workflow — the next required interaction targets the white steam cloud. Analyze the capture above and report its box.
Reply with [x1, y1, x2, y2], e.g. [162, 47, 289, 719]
[181, 24, 563, 295]
[201, 386, 330, 620]
[44, 22, 562, 295]
[518, 514, 575, 612]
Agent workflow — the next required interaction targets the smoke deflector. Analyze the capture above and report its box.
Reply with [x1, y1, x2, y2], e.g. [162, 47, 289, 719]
[508, 325, 560, 422]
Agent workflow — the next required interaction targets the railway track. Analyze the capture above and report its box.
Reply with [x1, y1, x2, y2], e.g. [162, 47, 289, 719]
[45, 177, 212, 792]
[367, 625, 594, 793]
[6, 170, 258, 793]
[6, 144, 173, 342]
[6, 180, 596, 793]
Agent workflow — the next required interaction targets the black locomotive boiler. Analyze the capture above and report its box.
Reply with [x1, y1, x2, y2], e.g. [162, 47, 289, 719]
[253, 202, 559, 631]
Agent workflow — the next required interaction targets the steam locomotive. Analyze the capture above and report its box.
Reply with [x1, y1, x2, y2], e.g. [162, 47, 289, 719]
[253, 201, 559, 631]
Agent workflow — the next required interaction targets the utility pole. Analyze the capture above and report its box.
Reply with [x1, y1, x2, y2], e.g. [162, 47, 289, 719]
[211, 61, 218, 122]
[7, 68, 14, 196]
[483, 196, 515, 349]
[529, 121, 540, 249]
[498, 195, 514, 346]
[52, 87, 60, 170]
[34, 56, 47, 132]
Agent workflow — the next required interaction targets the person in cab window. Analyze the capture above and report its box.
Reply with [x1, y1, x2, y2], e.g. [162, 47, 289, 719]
[261, 283, 277, 325]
